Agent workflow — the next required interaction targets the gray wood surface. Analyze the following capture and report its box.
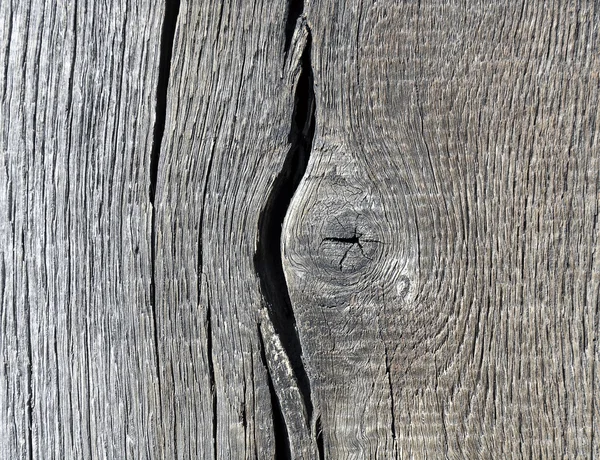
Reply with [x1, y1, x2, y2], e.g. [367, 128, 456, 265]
[2, 0, 600, 458]
[1, 1, 164, 458]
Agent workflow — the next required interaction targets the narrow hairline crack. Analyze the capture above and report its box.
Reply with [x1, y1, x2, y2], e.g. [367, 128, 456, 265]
[384, 347, 397, 443]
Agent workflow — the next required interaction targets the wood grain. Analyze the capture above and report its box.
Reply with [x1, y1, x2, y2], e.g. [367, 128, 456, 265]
[2, 0, 600, 458]
[283, 0, 600, 458]
[152, 1, 316, 458]
[1, 0, 164, 458]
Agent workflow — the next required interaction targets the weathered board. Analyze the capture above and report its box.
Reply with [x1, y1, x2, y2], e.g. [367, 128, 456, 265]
[1, 1, 164, 458]
[2, 0, 599, 459]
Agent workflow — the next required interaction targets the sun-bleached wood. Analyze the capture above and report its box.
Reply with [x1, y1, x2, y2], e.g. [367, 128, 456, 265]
[283, 0, 600, 458]
[2, 0, 599, 458]
[1, 1, 164, 458]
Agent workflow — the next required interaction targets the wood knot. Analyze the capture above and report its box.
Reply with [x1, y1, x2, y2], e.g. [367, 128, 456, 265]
[282, 156, 418, 308]
[317, 212, 383, 275]
[283, 174, 393, 298]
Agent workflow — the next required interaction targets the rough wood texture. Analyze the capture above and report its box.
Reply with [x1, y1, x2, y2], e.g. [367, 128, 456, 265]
[2, 0, 600, 458]
[284, 0, 600, 457]
[151, 0, 316, 457]
[1, 1, 164, 458]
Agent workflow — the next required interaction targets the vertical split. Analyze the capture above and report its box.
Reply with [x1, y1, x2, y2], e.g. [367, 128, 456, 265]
[316, 415, 325, 460]
[257, 327, 293, 460]
[150, 1, 180, 202]
[205, 291, 217, 460]
[254, 8, 317, 457]
[284, 0, 304, 54]
[149, 0, 181, 420]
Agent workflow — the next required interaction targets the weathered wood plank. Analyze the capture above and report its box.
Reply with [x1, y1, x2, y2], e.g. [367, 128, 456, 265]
[283, 0, 600, 458]
[2, 0, 600, 458]
[153, 1, 316, 458]
[1, 1, 164, 458]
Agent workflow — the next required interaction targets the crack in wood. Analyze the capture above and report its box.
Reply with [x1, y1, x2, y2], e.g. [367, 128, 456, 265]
[149, 0, 181, 439]
[149, 0, 180, 204]
[257, 326, 292, 460]
[254, 19, 316, 458]
[199, 151, 217, 460]
[321, 229, 380, 272]
[206, 292, 218, 460]
[315, 415, 325, 460]
[383, 347, 397, 443]
[284, 0, 304, 55]
[24, 231, 33, 460]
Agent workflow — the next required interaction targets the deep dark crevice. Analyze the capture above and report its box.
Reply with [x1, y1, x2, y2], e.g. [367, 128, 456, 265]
[288, 33, 315, 147]
[284, 0, 304, 54]
[384, 349, 397, 442]
[316, 415, 325, 460]
[322, 231, 377, 271]
[149, 0, 181, 420]
[323, 235, 361, 245]
[254, 28, 315, 423]
[258, 326, 292, 460]
[206, 295, 218, 460]
[149, 0, 180, 204]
